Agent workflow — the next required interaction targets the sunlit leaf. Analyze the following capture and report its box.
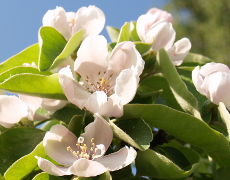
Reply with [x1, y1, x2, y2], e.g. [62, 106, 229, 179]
[0, 73, 66, 100]
[38, 26, 67, 71]
[106, 26, 120, 42]
[130, 21, 141, 41]
[0, 44, 39, 74]
[32, 172, 65, 180]
[181, 52, 213, 66]
[156, 48, 201, 119]
[117, 22, 130, 43]
[4, 142, 46, 180]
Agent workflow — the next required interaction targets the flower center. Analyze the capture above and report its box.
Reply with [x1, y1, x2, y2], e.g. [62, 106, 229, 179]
[84, 71, 114, 96]
[67, 137, 100, 160]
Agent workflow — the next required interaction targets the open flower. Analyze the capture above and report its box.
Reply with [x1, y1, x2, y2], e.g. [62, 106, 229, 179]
[36, 113, 136, 177]
[192, 62, 230, 109]
[136, 9, 191, 66]
[0, 95, 28, 128]
[42, 6, 105, 40]
[59, 35, 144, 117]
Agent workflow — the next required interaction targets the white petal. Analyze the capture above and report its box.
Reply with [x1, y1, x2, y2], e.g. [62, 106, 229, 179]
[74, 35, 108, 85]
[95, 146, 137, 171]
[0, 95, 28, 128]
[42, 6, 71, 40]
[114, 69, 139, 105]
[72, 6, 105, 38]
[192, 66, 206, 95]
[202, 72, 230, 109]
[41, 98, 68, 114]
[36, 156, 72, 176]
[147, 8, 173, 23]
[200, 62, 230, 77]
[108, 41, 144, 83]
[59, 66, 91, 109]
[166, 38, 191, 66]
[43, 124, 78, 166]
[70, 158, 107, 177]
[81, 113, 113, 154]
[84, 91, 123, 117]
[19, 94, 42, 121]
[147, 20, 175, 51]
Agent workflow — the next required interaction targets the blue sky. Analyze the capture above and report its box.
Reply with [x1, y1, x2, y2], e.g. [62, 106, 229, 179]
[0, 0, 168, 62]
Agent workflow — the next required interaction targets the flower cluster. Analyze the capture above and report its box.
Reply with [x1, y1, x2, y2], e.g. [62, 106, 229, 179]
[0, 5, 202, 179]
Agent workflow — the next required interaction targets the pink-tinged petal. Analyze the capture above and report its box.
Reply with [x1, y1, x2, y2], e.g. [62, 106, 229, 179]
[42, 6, 71, 40]
[43, 124, 79, 166]
[59, 66, 91, 109]
[199, 62, 230, 77]
[147, 8, 173, 23]
[72, 6, 105, 38]
[81, 113, 113, 153]
[41, 98, 68, 114]
[0, 96, 28, 128]
[84, 91, 123, 117]
[202, 72, 230, 109]
[166, 38, 191, 66]
[74, 35, 108, 85]
[147, 20, 175, 51]
[114, 69, 139, 105]
[108, 41, 144, 83]
[70, 158, 107, 177]
[192, 66, 206, 96]
[36, 156, 72, 176]
[95, 146, 137, 171]
[19, 94, 42, 121]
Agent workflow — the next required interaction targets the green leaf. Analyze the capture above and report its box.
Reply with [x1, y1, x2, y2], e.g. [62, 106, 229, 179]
[98, 171, 112, 180]
[117, 22, 130, 43]
[135, 149, 199, 179]
[121, 104, 230, 167]
[49, 29, 84, 70]
[38, 26, 67, 71]
[110, 165, 132, 180]
[106, 26, 120, 42]
[130, 21, 141, 41]
[109, 118, 153, 151]
[214, 167, 230, 180]
[68, 115, 84, 137]
[134, 42, 152, 55]
[51, 105, 85, 125]
[218, 102, 230, 138]
[0, 44, 39, 74]
[0, 67, 52, 83]
[0, 73, 66, 100]
[138, 74, 183, 111]
[32, 172, 65, 180]
[40, 120, 63, 131]
[0, 127, 45, 174]
[181, 52, 213, 67]
[156, 48, 201, 119]
[4, 142, 46, 180]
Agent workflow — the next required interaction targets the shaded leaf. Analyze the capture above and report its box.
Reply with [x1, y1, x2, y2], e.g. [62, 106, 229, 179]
[214, 167, 230, 180]
[136, 149, 199, 179]
[0, 127, 45, 174]
[68, 115, 84, 137]
[181, 52, 213, 67]
[218, 102, 230, 138]
[121, 104, 230, 166]
[109, 118, 153, 151]
[134, 42, 152, 55]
